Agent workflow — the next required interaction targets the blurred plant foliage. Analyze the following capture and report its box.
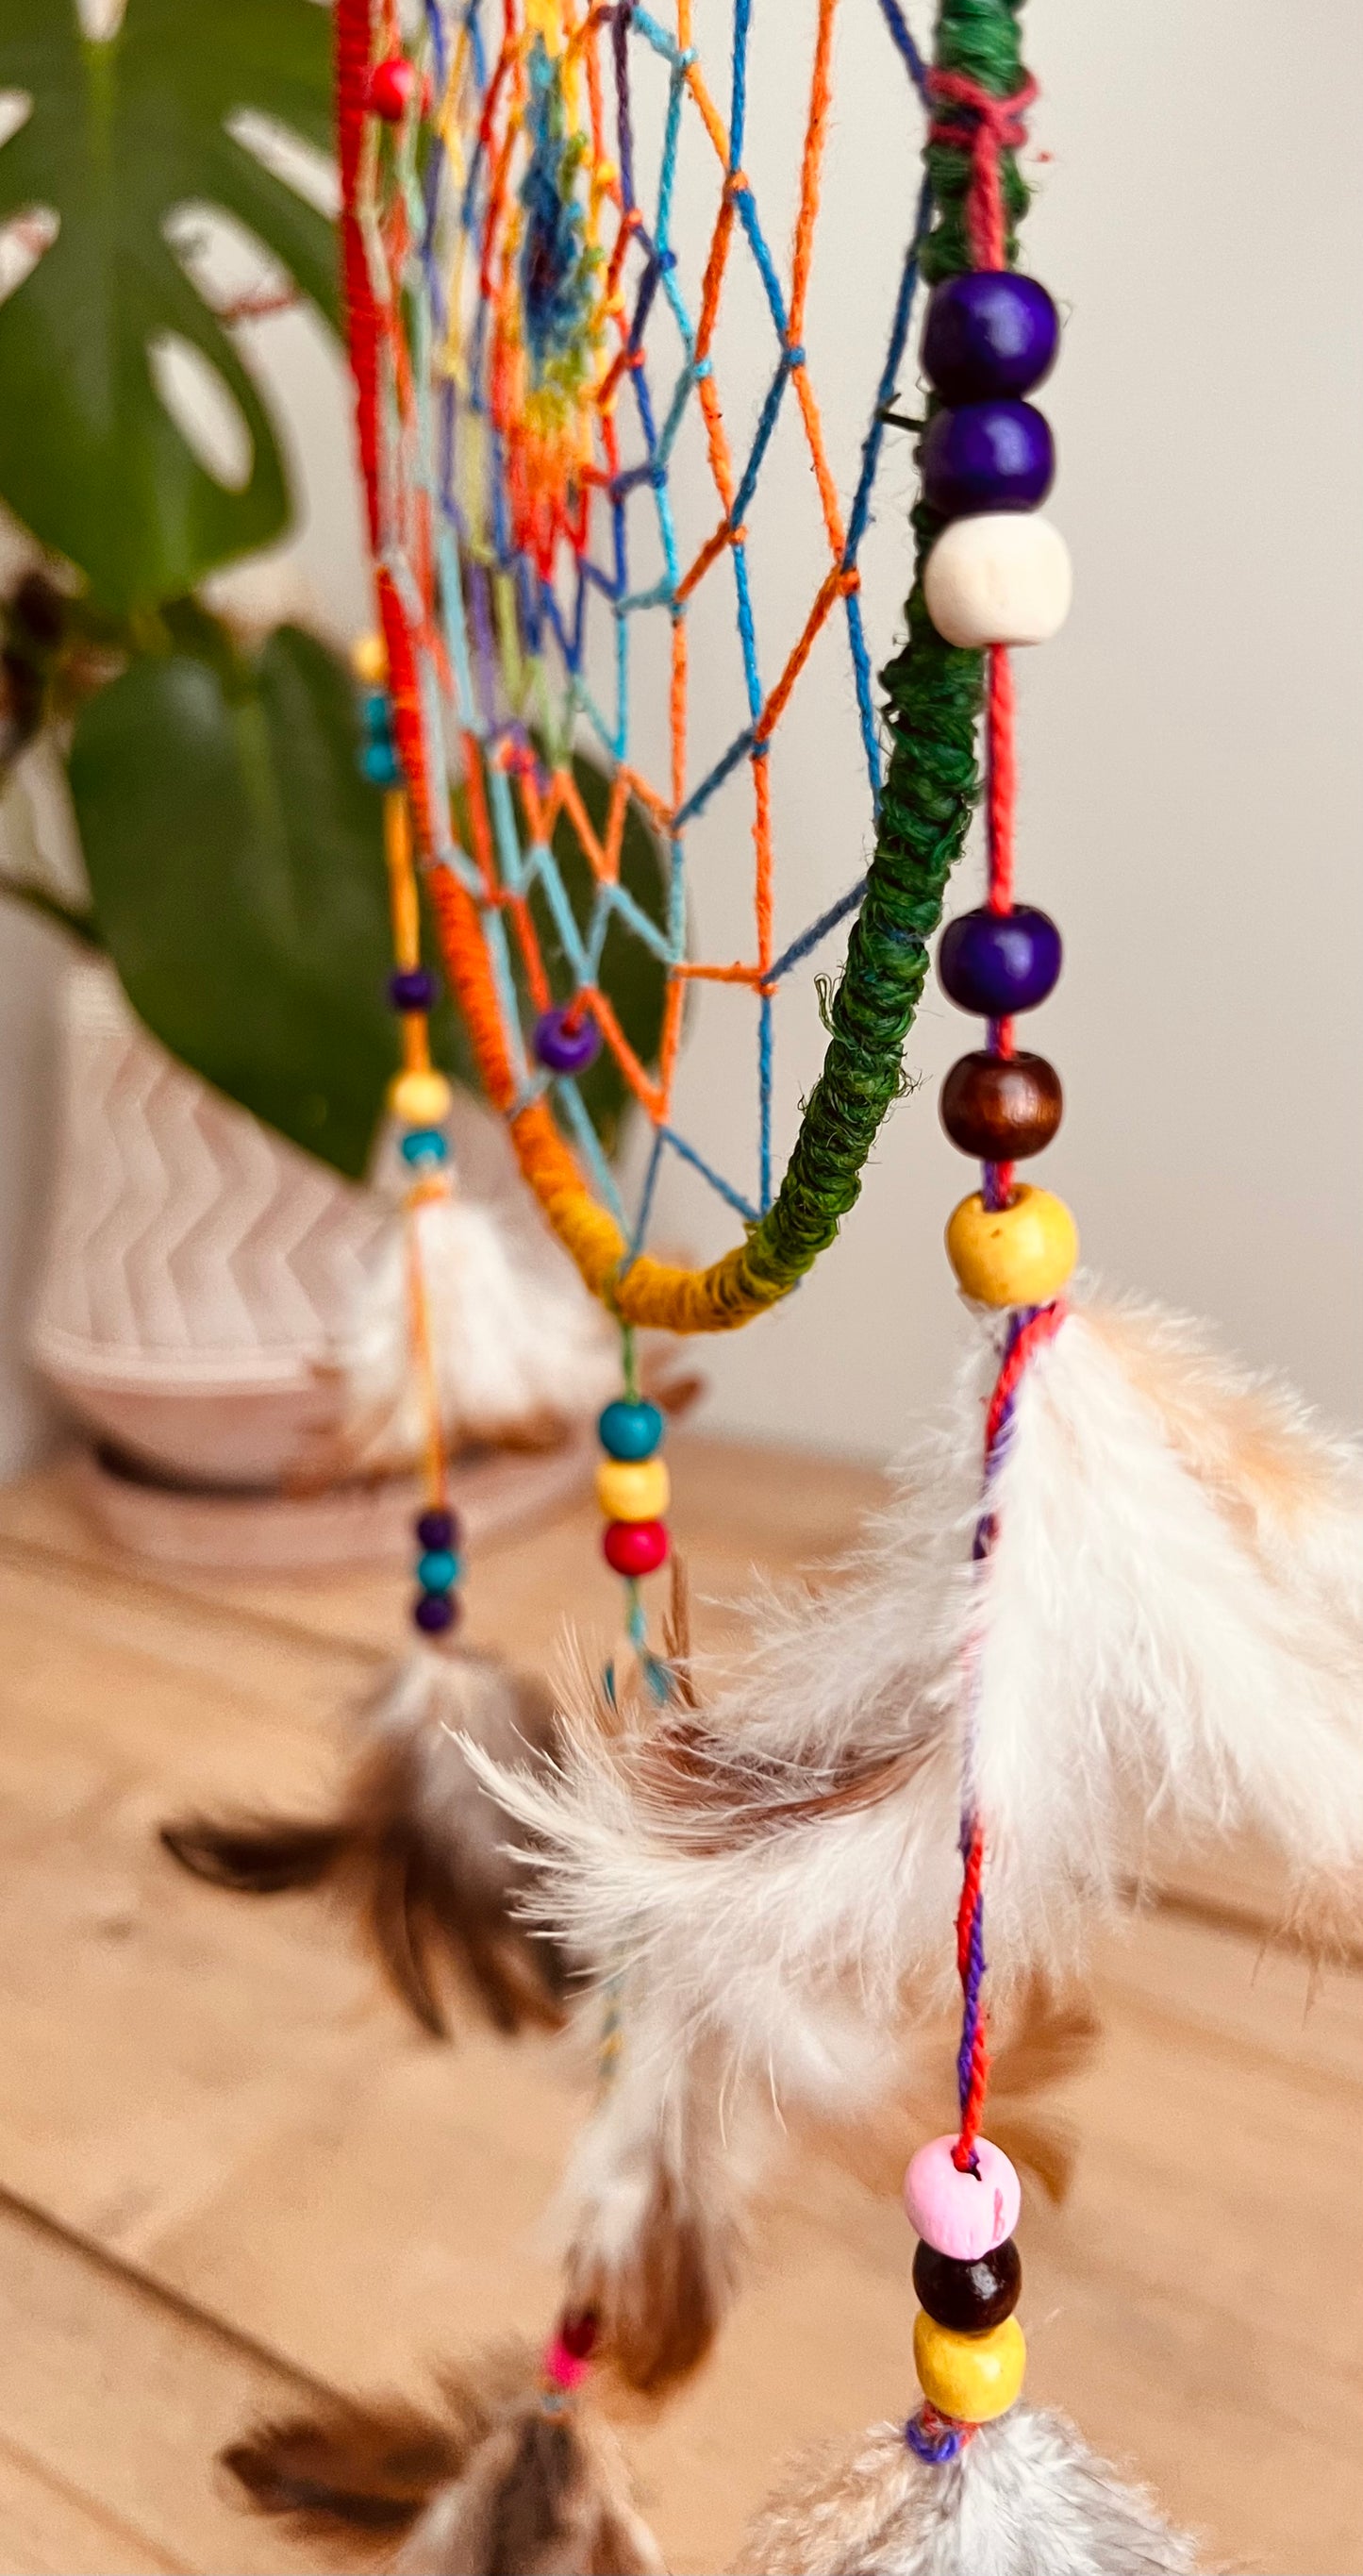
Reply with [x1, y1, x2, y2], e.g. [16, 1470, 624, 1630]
[0, 0, 665, 1180]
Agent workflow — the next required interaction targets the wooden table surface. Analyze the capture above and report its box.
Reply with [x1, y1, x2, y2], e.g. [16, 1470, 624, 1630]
[0, 1438, 1356, 2576]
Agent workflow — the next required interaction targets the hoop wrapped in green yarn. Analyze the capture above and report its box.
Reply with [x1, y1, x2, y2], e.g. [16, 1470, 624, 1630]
[733, 0, 1032, 1308]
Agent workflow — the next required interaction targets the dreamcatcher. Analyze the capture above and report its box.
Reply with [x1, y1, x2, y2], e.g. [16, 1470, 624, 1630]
[219, 0, 1363, 2568]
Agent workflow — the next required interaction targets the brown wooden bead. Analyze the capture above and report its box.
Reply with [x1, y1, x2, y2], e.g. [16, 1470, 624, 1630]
[940, 1050, 1062, 1160]
[913, 2234, 1022, 2334]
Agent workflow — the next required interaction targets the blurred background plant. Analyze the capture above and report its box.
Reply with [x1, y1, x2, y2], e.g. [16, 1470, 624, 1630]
[0, 0, 666, 1184]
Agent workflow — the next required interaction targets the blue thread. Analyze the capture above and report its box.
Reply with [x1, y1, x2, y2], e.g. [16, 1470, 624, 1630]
[630, 1126, 667, 1254]
[658, 1126, 759, 1226]
[730, 352, 795, 531]
[730, 0, 752, 170]
[767, 879, 869, 982]
[673, 726, 756, 829]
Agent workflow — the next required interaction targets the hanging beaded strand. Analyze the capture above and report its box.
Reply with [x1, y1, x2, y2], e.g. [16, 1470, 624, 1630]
[353, 634, 463, 1643]
[904, 59, 1078, 2470]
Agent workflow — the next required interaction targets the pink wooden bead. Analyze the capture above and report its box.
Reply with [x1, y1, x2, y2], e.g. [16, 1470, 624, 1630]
[903, 2135, 1021, 2261]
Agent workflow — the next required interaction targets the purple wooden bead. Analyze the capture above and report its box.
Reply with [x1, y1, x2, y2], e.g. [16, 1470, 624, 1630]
[415, 1505, 459, 1550]
[389, 965, 436, 1012]
[938, 906, 1063, 1017]
[413, 1589, 460, 1635]
[921, 400, 1054, 521]
[534, 1004, 602, 1076]
[922, 272, 1059, 405]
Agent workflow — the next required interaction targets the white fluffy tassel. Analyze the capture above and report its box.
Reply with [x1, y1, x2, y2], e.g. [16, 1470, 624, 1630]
[484, 1296, 1363, 2121]
[338, 1185, 618, 1472]
[737, 2408, 1202, 2574]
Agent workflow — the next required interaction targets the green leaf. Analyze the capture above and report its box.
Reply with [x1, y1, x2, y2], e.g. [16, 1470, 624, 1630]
[68, 627, 407, 1180]
[64, 621, 672, 1183]
[0, 0, 338, 610]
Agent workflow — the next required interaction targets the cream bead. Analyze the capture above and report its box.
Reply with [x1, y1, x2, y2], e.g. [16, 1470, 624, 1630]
[923, 512, 1072, 649]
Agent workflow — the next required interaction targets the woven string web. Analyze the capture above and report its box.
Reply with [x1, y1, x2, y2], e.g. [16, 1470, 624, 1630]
[351, 0, 932, 1269]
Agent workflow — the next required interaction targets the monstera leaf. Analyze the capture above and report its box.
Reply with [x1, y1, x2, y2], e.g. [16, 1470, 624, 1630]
[68, 627, 416, 1179]
[66, 625, 670, 1180]
[0, 0, 337, 611]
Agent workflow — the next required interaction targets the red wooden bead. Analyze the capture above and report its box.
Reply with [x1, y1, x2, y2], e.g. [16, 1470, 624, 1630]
[368, 55, 418, 120]
[940, 1051, 1063, 1161]
[603, 1518, 669, 1578]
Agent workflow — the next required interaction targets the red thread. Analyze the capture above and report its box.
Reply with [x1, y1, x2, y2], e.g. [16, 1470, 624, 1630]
[952, 1818, 989, 2167]
[986, 647, 1016, 918]
[952, 1306, 1068, 2175]
[983, 1302, 1066, 1459]
[927, 69, 1037, 271]
[985, 644, 1018, 1197]
[335, 0, 381, 547]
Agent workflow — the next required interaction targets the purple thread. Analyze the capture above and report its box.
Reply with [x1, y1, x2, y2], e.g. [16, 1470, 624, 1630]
[906, 2409, 968, 2466]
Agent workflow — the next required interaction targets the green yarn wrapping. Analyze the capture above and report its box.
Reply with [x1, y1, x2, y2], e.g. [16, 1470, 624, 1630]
[734, 0, 1032, 1308]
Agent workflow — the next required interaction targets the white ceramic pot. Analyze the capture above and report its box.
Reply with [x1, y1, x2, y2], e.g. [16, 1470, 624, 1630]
[29, 958, 390, 1487]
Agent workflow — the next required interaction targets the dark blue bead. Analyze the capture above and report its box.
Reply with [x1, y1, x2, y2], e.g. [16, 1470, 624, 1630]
[922, 272, 1059, 405]
[413, 1589, 459, 1635]
[388, 966, 436, 1012]
[358, 687, 392, 732]
[921, 400, 1054, 520]
[598, 1397, 664, 1462]
[533, 1004, 602, 1077]
[415, 1505, 458, 1550]
[939, 907, 1062, 1016]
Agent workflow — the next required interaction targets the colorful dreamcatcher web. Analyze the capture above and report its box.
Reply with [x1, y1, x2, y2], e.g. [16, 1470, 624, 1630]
[337, 0, 983, 1336]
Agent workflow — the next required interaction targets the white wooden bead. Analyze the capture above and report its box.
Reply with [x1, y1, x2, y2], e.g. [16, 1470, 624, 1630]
[923, 512, 1072, 649]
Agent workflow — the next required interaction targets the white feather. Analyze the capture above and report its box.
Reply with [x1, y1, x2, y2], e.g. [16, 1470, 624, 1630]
[480, 1295, 1363, 2132]
[339, 1184, 617, 1469]
[737, 2407, 1203, 2574]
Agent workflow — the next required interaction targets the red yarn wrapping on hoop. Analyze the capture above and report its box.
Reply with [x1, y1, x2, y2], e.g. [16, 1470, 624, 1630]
[926, 68, 1037, 270]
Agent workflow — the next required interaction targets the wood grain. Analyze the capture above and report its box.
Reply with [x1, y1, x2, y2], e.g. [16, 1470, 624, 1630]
[0, 1451, 1355, 2572]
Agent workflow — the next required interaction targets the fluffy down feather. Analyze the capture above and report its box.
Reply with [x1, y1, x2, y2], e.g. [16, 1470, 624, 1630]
[332, 1187, 620, 1474]
[736, 2407, 1203, 2575]
[482, 1296, 1363, 2114]
[163, 1648, 577, 2036]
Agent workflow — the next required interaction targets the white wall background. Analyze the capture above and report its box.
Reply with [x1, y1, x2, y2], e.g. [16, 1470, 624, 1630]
[2, 0, 1360, 1469]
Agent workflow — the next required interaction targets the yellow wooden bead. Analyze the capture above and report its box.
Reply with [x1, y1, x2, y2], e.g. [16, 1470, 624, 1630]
[390, 1068, 454, 1127]
[596, 1457, 670, 1523]
[913, 2311, 1025, 2424]
[351, 630, 389, 684]
[945, 1183, 1077, 1309]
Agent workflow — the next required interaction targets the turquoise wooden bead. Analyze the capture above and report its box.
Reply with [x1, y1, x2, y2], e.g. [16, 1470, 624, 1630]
[400, 1128, 448, 1167]
[361, 736, 403, 787]
[597, 1398, 663, 1462]
[417, 1547, 460, 1592]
